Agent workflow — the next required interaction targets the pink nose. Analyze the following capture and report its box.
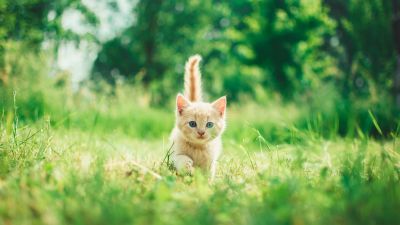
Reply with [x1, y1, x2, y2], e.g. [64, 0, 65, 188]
[197, 131, 205, 136]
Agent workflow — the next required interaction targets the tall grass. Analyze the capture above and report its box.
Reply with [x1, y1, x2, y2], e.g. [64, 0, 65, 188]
[1, 43, 399, 225]
[0, 115, 399, 224]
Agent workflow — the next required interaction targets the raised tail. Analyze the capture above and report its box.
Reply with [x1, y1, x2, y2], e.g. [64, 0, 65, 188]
[184, 54, 202, 102]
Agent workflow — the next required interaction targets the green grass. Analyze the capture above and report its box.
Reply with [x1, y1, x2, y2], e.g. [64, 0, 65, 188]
[1, 40, 399, 225]
[0, 104, 399, 225]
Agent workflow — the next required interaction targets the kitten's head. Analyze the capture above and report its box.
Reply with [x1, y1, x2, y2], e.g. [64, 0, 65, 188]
[175, 94, 226, 144]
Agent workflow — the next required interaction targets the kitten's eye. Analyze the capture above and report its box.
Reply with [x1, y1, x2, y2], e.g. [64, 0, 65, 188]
[188, 121, 197, 128]
[206, 122, 214, 128]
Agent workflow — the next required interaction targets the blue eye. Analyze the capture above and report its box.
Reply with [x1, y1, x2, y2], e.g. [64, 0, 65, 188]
[206, 122, 214, 128]
[188, 121, 197, 127]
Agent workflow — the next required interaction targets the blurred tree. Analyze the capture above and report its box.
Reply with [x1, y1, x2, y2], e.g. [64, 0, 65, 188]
[393, 0, 400, 108]
[92, 0, 335, 102]
[322, 0, 398, 135]
[324, 0, 396, 99]
[92, 1, 263, 102]
[242, 0, 336, 98]
[0, 0, 97, 85]
[91, 0, 397, 111]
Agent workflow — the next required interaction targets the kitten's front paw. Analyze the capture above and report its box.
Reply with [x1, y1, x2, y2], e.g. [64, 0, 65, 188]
[174, 155, 194, 175]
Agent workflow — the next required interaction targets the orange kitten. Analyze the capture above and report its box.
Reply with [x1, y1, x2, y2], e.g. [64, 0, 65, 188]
[171, 55, 227, 180]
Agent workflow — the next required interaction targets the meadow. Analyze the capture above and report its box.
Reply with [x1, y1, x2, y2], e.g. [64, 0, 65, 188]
[1, 1, 400, 224]
[0, 81, 399, 225]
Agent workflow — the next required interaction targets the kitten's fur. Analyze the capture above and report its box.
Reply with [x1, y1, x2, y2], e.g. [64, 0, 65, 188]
[171, 55, 227, 179]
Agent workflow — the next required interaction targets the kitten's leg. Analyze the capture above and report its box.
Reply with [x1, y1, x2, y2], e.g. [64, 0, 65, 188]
[174, 154, 193, 175]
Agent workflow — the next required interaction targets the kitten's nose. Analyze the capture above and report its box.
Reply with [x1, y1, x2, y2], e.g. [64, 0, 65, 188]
[197, 131, 205, 136]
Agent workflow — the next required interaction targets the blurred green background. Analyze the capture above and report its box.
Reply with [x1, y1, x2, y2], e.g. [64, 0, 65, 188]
[1, 1, 400, 225]
[1, 0, 399, 138]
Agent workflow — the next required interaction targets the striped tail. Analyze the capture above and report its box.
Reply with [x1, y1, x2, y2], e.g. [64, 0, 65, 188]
[184, 54, 202, 102]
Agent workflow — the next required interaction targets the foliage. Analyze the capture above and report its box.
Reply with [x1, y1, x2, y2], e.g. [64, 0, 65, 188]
[92, 0, 250, 102]
[325, 0, 396, 97]
[1, 1, 400, 224]
[0, 0, 97, 45]
[92, 0, 337, 101]
[242, 0, 336, 97]
[0, 0, 97, 81]
[1, 0, 399, 135]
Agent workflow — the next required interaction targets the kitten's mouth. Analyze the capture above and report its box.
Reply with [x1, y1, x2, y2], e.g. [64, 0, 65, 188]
[197, 136, 206, 139]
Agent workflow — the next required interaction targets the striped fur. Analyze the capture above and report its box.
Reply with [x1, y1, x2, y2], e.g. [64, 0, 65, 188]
[184, 54, 202, 102]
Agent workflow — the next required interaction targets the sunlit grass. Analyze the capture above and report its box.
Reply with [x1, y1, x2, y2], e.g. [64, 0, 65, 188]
[0, 107, 399, 225]
[0, 58, 399, 224]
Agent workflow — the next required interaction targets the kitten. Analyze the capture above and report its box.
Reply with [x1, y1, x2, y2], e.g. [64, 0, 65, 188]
[171, 54, 227, 180]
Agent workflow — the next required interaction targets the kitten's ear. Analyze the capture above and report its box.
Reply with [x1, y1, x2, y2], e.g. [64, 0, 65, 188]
[176, 93, 190, 115]
[212, 96, 226, 117]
